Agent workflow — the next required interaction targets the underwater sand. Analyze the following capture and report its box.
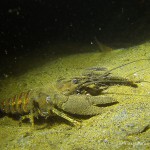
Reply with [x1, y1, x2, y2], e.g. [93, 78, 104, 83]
[0, 42, 150, 150]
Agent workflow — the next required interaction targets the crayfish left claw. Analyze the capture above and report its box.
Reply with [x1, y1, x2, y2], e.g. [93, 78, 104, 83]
[53, 94, 118, 116]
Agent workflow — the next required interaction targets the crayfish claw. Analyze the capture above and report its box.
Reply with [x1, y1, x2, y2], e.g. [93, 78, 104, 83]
[61, 95, 118, 116]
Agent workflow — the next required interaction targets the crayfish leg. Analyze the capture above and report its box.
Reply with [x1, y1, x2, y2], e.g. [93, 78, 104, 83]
[19, 110, 34, 127]
[51, 107, 81, 126]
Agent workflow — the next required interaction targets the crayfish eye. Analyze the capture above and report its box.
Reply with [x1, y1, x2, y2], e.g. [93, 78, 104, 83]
[72, 78, 78, 84]
[46, 95, 51, 103]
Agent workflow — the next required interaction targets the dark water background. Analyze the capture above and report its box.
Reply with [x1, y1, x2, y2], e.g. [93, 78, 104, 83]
[0, 0, 150, 77]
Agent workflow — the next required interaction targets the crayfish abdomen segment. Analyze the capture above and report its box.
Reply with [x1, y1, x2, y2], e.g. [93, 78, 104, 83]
[0, 91, 32, 115]
[0, 90, 54, 127]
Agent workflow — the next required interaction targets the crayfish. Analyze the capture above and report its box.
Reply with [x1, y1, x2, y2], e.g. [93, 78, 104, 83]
[0, 59, 148, 127]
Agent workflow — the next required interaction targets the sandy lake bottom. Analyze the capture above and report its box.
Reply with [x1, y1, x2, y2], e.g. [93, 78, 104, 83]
[0, 42, 150, 150]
